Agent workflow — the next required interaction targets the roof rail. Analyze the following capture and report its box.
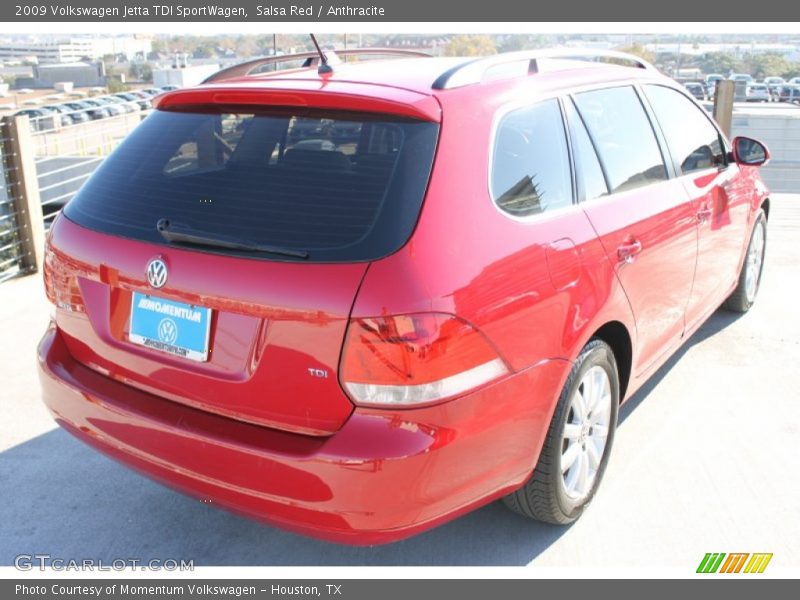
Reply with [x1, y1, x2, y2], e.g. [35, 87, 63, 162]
[432, 49, 657, 90]
[203, 48, 432, 84]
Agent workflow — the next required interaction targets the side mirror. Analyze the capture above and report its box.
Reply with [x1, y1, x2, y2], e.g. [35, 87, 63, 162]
[731, 136, 770, 167]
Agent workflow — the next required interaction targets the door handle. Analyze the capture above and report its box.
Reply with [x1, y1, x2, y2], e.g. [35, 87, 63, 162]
[617, 239, 642, 264]
[697, 206, 714, 223]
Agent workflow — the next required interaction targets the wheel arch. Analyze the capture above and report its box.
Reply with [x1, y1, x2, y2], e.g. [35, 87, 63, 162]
[590, 321, 633, 402]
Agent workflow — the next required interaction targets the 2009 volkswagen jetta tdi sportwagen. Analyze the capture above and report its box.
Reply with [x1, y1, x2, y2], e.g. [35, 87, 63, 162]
[38, 48, 770, 544]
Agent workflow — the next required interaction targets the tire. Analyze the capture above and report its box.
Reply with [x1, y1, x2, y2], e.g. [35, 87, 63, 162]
[503, 339, 619, 524]
[724, 209, 767, 313]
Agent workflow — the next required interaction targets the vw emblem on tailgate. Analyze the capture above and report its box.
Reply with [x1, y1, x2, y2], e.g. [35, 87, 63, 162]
[146, 258, 168, 289]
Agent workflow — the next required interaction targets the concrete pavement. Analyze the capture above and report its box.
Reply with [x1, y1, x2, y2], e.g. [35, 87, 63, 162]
[1, 195, 799, 568]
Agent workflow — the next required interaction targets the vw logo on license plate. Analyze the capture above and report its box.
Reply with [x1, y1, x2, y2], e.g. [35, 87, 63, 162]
[157, 318, 178, 345]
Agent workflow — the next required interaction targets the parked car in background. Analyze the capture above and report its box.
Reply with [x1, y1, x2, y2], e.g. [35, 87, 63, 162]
[729, 73, 754, 101]
[764, 76, 785, 100]
[90, 97, 124, 117]
[102, 95, 136, 114]
[159, 84, 180, 91]
[778, 85, 800, 104]
[78, 99, 112, 119]
[14, 107, 57, 131]
[129, 94, 150, 109]
[113, 92, 149, 111]
[745, 83, 771, 102]
[141, 87, 163, 96]
[39, 48, 772, 545]
[131, 90, 155, 106]
[704, 73, 724, 96]
[62, 101, 104, 121]
[683, 82, 706, 101]
[729, 73, 754, 84]
[789, 77, 800, 85]
[42, 104, 89, 125]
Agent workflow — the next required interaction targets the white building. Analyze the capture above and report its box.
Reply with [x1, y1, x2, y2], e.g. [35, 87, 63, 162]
[0, 36, 152, 64]
[153, 64, 221, 88]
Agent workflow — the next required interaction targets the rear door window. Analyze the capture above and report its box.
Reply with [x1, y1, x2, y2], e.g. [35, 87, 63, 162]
[573, 86, 668, 194]
[64, 109, 439, 262]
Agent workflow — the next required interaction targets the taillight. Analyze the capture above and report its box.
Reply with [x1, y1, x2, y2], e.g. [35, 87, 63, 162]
[341, 313, 509, 407]
[43, 243, 56, 306]
[43, 243, 85, 313]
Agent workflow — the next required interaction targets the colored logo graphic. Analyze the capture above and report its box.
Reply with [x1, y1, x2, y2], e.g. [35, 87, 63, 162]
[157, 318, 178, 345]
[697, 552, 773, 574]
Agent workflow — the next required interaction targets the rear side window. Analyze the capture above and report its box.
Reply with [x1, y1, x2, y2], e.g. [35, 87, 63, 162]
[573, 86, 667, 194]
[64, 109, 439, 262]
[490, 99, 572, 218]
[642, 85, 727, 174]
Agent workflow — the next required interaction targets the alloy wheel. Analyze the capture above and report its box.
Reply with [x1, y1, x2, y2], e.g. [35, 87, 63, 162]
[560, 365, 612, 501]
[745, 220, 766, 303]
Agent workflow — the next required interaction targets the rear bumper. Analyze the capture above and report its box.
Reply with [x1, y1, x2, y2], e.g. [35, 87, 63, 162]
[38, 323, 566, 545]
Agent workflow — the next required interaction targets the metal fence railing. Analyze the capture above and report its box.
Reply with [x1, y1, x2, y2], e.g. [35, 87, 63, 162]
[29, 104, 150, 228]
[0, 131, 33, 283]
[0, 102, 150, 282]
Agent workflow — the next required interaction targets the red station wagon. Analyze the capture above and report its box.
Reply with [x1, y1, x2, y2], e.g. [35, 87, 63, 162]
[38, 48, 771, 544]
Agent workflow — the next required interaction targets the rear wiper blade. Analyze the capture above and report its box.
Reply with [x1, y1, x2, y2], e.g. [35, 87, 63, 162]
[156, 219, 309, 259]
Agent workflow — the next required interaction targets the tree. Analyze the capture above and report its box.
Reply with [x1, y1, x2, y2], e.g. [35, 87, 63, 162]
[151, 38, 168, 54]
[236, 36, 259, 58]
[444, 35, 497, 57]
[615, 43, 656, 65]
[743, 52, 791, 79]
[784, 62, 800, 80]
[107, 80, 126, 93]
[698, 52, 739, 75]
[106, 75, 127, 93]
[192, 43, 215, 59]
[129, 62, 153, 83]
[498, 34, 551, 53]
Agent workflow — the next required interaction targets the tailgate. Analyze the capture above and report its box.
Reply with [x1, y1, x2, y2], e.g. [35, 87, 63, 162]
[45, 100, 438, 435]
[48, 217, 363, 436]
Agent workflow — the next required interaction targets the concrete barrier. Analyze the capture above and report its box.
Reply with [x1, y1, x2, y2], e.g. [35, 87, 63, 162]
[732, 104, 800, 193]
[32, 111, 147, 158]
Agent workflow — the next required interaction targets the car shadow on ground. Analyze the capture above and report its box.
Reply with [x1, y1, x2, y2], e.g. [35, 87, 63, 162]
[618, 308, 743, 424]
[0, 429, 567, 566]
[0, 309, 741, 567]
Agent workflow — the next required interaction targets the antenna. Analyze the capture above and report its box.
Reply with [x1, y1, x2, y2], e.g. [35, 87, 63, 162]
[309, 34, 335, 74]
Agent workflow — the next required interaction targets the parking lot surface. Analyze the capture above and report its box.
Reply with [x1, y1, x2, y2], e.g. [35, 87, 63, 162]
[1, 195, 799, 568]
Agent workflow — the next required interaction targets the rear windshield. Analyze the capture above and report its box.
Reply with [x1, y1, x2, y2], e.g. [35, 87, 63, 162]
[64, 108, 439, 262]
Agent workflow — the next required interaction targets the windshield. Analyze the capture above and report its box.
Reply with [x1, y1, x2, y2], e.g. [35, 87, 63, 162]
[64, 108, 439, 262]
